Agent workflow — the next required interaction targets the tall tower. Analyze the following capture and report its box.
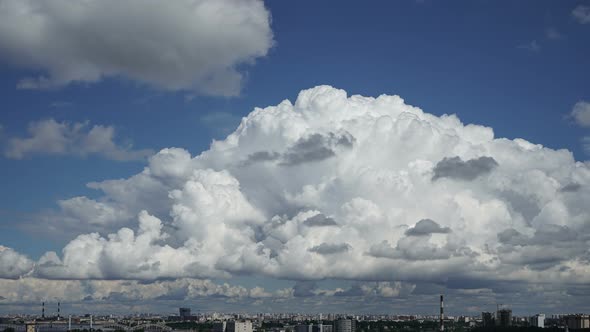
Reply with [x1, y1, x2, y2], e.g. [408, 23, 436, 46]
[42, 302, 45, 319]
[439, 295, 444, 332]
[58, 302, 61, 320]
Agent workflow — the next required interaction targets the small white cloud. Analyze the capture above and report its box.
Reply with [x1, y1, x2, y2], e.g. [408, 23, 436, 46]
[572, 5, 590, 24]
[4, 119, 153, 161]
[50, 101, 73, 108]
[517, 40, 540, 52]
[582, 137, 590, 156]
[545, 27, 562, 40]
[571, 101, 590, 128]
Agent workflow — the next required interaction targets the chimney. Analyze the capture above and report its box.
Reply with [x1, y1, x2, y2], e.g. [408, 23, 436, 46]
[440, 295, 444, 332]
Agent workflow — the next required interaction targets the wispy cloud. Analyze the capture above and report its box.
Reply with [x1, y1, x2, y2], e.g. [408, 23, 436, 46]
[50, 101, 74, 108]
[517, 40, 540, 52]
[582, 136, 590, 155]
[545, 27, 563, 40]
[4, 119, 153, 161]
[572, 5, 590, 24]
[570, 101, 590, 128]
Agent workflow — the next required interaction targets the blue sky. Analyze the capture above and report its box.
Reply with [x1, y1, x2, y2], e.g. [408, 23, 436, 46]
[1, 0, 590, 314]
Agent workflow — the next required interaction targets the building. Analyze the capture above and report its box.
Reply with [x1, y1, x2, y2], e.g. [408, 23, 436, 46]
[529, 314, 545, 328]
[213, 321, 227, 332]
[481, 312, 494, 328]
[497, 309, 512, 327]
[296, 324, 313, 332]
[25, 324, 36, 332]
[564, 315, 590, 329]
[227, 320, 253, 332]
[179, 308, 191, 319]
[334, 319, 355, 332]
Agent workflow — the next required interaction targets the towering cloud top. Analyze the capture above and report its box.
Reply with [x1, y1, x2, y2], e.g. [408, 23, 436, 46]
[4, 86, 590, 289]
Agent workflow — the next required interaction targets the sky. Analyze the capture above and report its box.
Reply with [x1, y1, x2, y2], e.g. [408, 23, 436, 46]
[1, 0, 590, 317]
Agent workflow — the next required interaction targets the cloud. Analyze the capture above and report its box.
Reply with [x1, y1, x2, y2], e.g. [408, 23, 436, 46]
[0, 246, 34, 278]
[4, 119, 153, 161]
[517, 40, 540, 52]
[497, 228, 529, 246]
[367, 234, 457, 261]
[0, 277, 291, 304]
[50, 101, 73, 108]
[367, 241, 398, 259]
[292, 281, 318, 297]
[242, 151, 281, 166]
[308, 243, 351, 255]
[240, 131, 355, 167]
[432, 156, 498, 181]
[583, 136, 590, 156]
[560, 182, 581, 193]
[405, 219, 451, 236]
[0, 0, 273, 96]
[545, 27, 563, 40]
[280, 132, 355, 166]
[571, 101, 590, 127]
[303, 214, 338, 227]
[572, 5, 590, 24]
[3, 85, 590, 291]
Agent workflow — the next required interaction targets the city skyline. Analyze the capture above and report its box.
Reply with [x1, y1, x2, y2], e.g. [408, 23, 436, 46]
[1, 0, 590, 315]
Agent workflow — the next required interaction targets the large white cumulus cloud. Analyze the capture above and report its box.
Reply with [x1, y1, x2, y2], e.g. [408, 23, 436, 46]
[0, 246, 34, 278]
[0, 0, 273, 95]
[15, 86, 590, 286]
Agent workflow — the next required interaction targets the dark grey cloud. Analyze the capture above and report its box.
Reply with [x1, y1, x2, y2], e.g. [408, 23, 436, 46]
[367, 237, 453, 261]
[499, 246, 566, 268]
[281, 134, 335, 166]
[497, 228, 529, 246]
[308, 242, 351, 255]
[405, 219, 451, 236]
[241, 151, 280, 166]
[445, 277, 494, 290]
[498, 190, 541, 222]
[280, 132, 355, 166]
[293, 281, 317, 297]
[498, 225, 577, 247]
[496, 225, 587, 271]
[432, 156, 498, 181]
[303, 214, 338, 227]
[529, 225, 577, 245]
[366, 240, 397, 259]
[561, 182, 582, 192]
[334, 284, 364, 297]
[395, 240, 452, 260]
[241, 132, 355, 167]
